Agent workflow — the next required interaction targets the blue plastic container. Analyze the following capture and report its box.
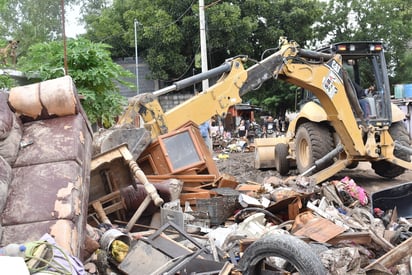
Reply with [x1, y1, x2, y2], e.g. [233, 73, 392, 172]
[405, 84, 412, 98]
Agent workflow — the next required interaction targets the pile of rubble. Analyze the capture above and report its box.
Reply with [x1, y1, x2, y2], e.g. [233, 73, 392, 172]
[83, 148, 412, 275]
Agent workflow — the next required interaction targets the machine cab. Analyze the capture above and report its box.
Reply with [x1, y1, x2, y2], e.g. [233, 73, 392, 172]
[318, 41, 392, 127]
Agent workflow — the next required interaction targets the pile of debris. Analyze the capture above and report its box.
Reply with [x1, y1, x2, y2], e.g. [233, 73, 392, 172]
[83, 124, 412, 275]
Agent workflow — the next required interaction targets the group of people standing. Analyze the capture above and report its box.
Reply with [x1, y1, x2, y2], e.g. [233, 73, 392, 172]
[199, 114, 289, 152]
[261, 116, 288, 138]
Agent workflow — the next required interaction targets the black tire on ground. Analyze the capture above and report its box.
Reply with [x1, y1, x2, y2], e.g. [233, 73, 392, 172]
[237, 234, 327, 275]
[275, 143, 289, 176]
[372, 122, 411, 178]
[295, 122, 334, 174]
[346, 161, 359, 169]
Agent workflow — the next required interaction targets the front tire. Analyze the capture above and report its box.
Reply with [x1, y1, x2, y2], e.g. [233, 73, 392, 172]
[372, 122, 411, 178]
[237, 234, 327, 275]
[275, 143, 289, 176]
[295, 122, 334, 174]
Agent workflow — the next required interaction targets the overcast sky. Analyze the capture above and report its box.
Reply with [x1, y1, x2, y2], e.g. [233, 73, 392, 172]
[65, 4, 85, 38]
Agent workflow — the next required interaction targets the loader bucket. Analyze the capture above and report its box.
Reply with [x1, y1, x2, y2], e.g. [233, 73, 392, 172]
[93, 126, 152, 160]
[254, 137, 277, 169]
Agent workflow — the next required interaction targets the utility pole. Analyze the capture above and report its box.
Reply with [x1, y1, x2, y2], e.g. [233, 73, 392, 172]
[134, 19, 139, 94]
[199, 0, 209, 90]
[61, 0, 68, 75]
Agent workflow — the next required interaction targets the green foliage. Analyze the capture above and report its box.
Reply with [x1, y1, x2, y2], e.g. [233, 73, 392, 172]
[0, 75, 17, 89]
[83, 0, 323, 116]
[394, 50, 412, 84]
[315, 0, 412, 84]
[0, 0, 78, 57]
[18, 38, 132, 128]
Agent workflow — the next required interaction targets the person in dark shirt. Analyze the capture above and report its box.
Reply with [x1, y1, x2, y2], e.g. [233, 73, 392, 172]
[353, 81, 375, 119]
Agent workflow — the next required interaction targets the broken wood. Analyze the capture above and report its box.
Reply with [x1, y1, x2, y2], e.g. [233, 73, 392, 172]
[364, 236, 412, 272]
[146, 174, 216, 183]
[92, 201, 112, 225]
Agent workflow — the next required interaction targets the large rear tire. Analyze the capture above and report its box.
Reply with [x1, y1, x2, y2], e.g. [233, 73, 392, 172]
[372, 122, 411, 178]
[275, 143, 289, 176]
[295, 122, 334, 174]
[237, 234, 327, 275]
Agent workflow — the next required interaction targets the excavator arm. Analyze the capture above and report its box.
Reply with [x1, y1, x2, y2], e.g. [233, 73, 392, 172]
[118, 38, 298, 139]
[119, 38, 366, 159]
[117, 37, 412, 181]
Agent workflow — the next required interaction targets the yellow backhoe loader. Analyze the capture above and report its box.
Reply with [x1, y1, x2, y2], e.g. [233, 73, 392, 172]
[118, 37, 412, 183]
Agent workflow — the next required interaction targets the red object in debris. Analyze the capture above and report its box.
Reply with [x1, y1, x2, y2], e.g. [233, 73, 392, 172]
[373, 207, 384, 217]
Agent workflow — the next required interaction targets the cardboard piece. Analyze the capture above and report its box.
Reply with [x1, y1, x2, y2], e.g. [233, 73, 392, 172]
[293, 216, 346, 243]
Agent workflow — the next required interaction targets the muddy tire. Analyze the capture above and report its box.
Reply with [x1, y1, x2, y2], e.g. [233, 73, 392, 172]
[275, 143, 289, 176]
[295, 122, 334, 174]
[372, 122, 411, 178]
[237, 234, 327, 275]
[346, 161, 359, 169]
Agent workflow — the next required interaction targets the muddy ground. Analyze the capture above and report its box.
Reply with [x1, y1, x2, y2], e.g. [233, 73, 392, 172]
[214, 151, 412, 195]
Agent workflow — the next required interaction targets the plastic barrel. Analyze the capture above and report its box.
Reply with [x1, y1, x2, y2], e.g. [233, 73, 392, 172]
[394, 84, 404, 99]
[405, 84, 412, 98]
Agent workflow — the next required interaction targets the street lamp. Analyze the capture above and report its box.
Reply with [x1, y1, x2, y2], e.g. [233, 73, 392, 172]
[134, 19, 139, 94]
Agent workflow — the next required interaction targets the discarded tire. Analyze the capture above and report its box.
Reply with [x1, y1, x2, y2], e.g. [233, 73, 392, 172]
[372, 122, 411, 178]
[237, 234, 327, 275]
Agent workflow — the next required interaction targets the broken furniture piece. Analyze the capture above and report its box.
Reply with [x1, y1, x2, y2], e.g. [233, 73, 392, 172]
[89, 143, 164, 231]
[0, 76, 93, 260]
[118, 221, 225, 275]
[137, 121, 219, 183]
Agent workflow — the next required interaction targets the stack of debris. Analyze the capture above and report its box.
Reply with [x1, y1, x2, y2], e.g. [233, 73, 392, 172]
[84, 122, 412, 274]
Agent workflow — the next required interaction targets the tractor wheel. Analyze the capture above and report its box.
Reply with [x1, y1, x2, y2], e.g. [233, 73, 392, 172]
[237, 234, 327, 275]
[295, 122, 334, 174]
[346, 161, 359, 169]
[372, 122, 411, 178]
[275, 143, 289, 176]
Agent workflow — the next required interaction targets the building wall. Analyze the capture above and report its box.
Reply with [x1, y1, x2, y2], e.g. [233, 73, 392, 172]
[115, 56, 159, 97]
[116, 57, 197, 112]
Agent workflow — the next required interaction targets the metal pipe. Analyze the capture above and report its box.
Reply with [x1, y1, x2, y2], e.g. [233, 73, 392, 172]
[152, 61, 232, 97]
[394, 141, 412, 155]
[301, 143, 344, 177]
[298, 48, 334, 61]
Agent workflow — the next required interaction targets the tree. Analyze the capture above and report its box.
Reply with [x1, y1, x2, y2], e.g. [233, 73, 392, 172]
[0, 0, 77, 57]
[83, 0, 323, 117]
[315, 0, 412, 85]
[18, 38, 133, 128]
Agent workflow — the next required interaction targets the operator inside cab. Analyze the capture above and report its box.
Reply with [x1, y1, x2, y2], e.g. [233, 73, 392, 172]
[345, 59, 375, 119]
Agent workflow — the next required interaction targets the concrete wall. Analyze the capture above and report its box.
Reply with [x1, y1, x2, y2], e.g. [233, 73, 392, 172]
[115, 56, 159, 97]
[116, 57, 197, 112]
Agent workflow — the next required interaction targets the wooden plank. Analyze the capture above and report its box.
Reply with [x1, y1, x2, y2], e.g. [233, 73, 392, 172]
[293, 217, 346, 243]
[297, 231, 371, 245]
[179, 192, 212, 205]
[364, 236, 412, 272]
[218, 174, 238, 189]
[179, 192, 211, 201]
[182, 187, 217, 195]
[147, 174, 216, 182]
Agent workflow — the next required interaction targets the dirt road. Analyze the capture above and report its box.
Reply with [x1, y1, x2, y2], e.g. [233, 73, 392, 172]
[215, 151, 412, 195]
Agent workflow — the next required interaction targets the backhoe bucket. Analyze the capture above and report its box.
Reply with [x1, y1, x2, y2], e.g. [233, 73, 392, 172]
[254, 137, 277, 169]
[92, 126, 152, 160]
